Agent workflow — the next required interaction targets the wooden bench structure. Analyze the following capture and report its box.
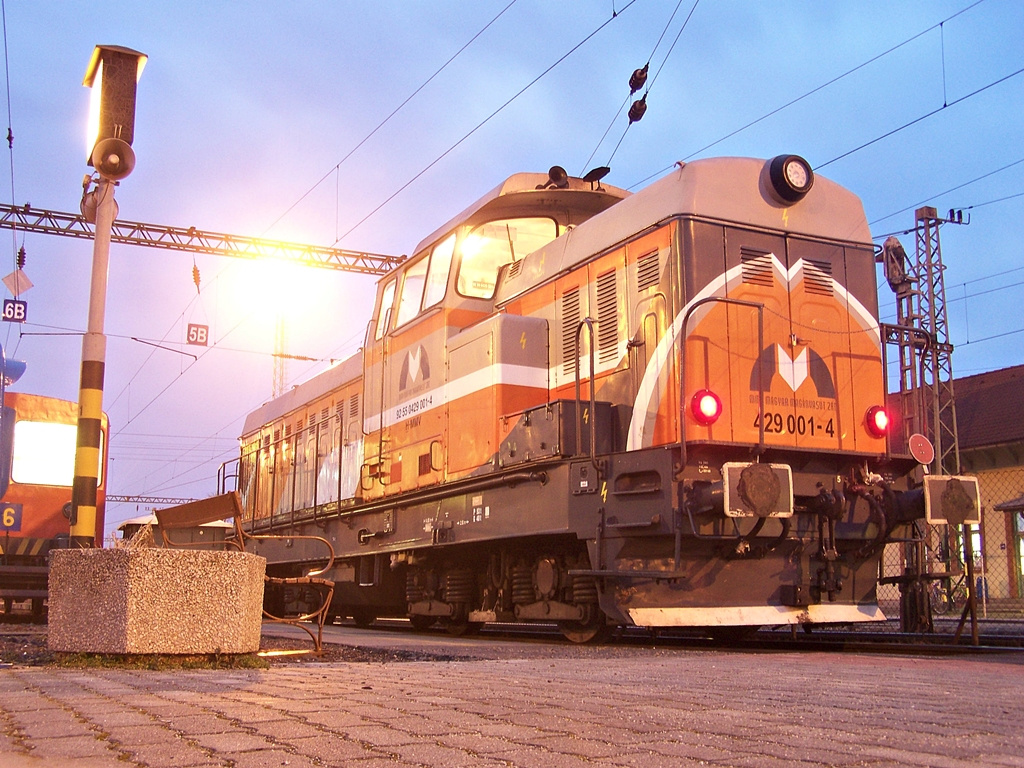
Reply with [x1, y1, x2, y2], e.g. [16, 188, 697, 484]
[154, 492, 336, 653]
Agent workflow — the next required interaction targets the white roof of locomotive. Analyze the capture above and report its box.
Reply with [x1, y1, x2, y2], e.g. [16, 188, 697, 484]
[240, 351, 362, 437]
[412, 172, 630, 257]
[494, 156, 872, 304]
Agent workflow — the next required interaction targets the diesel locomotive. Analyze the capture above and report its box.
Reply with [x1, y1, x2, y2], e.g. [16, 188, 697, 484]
[224, 155, 976, 641]
[0, 393, 107, 618]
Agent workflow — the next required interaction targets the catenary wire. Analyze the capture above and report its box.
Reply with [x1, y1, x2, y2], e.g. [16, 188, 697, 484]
[627, 0, 990, 190]
[264, 0, 521, 239]
[814, 66, 1024, 171]
[869, 157, 1024, 228]
[605, 0, 700, 168]
[333, 1, 638, 245]
[580, 0, 688, 173]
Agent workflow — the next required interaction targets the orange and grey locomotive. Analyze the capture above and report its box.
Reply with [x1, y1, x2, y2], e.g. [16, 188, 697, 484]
[228, 155, 976, 641]
[1, 393, 107, 618]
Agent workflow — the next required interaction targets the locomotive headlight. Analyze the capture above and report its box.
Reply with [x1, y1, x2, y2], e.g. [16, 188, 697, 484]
[691, 389, 723, 426]
[865, 405, 889, 439]
[766, 154, 814, 204]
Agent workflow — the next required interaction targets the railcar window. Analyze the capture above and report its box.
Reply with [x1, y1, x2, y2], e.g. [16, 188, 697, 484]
[423, 233, 455, 308]
[11, 421, 77, 487]
[457, 217, 558, 299]
[395, 257, 428, 327]
[374, 278, 396, 340]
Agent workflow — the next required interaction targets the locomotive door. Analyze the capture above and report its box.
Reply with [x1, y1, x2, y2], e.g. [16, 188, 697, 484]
[788, 238, 882, 453]
[631, 295, 666, 416]
[784, 238, 849, 451]
[712, 229, 793, 448]
[717, 228, 848, 451]
[361, 276, 397, 496]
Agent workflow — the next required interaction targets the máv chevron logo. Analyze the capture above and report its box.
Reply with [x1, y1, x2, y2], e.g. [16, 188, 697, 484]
[399, 345, 430, 390]
[750, 344, 835, 398]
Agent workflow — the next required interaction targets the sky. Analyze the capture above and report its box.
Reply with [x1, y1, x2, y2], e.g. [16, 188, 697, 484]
[1, 1, 1021, 539]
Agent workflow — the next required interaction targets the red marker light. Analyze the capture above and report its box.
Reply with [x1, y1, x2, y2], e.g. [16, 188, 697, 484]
[865, 405, 889, 438]
[691, 389, 722, 426]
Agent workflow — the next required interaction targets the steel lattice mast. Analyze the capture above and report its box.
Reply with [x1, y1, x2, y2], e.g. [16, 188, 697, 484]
[883, 206, 962, 475]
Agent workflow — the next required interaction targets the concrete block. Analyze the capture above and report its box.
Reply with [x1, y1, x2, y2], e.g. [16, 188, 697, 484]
[47, 548, 265, 654]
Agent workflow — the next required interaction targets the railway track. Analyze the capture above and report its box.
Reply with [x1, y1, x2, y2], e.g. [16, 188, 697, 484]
[320, 617, 1024, 655]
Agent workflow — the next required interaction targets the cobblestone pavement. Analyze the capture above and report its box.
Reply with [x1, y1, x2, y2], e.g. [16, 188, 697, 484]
[2, 645, 1023, 767]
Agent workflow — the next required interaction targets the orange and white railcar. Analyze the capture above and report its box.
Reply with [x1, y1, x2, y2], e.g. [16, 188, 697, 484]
[0, 393, 107, 617]
[232, 156, 977, 640]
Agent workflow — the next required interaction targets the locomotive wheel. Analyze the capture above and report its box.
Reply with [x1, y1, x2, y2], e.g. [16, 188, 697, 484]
[350, 608, 377, 628]
[558, 619, 609, 644]
[409, 615, 436, 631]
[444, 619, 483, 637]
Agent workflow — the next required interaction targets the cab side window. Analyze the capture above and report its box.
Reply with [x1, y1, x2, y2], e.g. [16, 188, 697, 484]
[423, 233, 455, 308]
[395, 257, 428, 327]
[374, 279, 396, 340]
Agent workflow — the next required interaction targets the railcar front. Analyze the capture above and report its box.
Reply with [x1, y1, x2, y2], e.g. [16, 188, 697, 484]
[0, 393, 107, 618]
[494, 155, 978, 633]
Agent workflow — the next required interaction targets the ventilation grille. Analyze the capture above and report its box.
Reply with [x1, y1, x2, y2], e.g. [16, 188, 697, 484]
[741, 248, 774, 286]
[637, 250, 660, 291]
[561, 287, 581, 379]
[803, 259, 834, 295]
[308, 414, 316, 429]
[506, 260, 523, 280]
[349, 393, 360, 420]
[320, 407, 329, 422]
[596, 270, 619, 365]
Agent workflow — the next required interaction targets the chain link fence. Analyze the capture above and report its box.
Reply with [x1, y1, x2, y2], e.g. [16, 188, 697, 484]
[877, 466, 1024, 640]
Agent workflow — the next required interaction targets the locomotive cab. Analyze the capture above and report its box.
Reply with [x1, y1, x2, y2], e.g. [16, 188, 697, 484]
[360, 170, 629, 500]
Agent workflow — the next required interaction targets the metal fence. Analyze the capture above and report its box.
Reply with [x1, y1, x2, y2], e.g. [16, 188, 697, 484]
[876, 465, 1024, 640]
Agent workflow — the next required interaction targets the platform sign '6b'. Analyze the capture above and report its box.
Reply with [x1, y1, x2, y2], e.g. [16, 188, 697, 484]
[1, 503, 21, 531]
[2, 299, 27, 323]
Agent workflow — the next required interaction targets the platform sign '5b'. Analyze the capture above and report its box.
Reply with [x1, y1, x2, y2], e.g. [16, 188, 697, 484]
[2, 299, 27, 323]
[187, 323, 209, 346]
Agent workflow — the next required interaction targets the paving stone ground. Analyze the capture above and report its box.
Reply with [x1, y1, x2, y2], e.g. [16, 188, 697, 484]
[1, 645, 1023, 767]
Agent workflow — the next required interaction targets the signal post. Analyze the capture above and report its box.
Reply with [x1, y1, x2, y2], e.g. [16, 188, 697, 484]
[69, 45, 146, 545]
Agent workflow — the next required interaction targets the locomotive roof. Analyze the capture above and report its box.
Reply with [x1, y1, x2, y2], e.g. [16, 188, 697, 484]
[240, 351, 363, 437]
[411, 172, 630, 257]
[494, 156, 872, 305]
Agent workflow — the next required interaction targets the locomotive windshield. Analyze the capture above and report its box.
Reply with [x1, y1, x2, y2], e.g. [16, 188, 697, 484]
[11, 420, 87, 486]
[457, 216, 559, 299]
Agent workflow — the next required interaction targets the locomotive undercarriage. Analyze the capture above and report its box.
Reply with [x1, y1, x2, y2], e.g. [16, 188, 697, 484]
[247, 440, 923, 643]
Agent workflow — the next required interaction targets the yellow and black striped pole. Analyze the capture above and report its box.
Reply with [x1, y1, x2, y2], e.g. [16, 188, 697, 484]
[69, 176, 116, 547]
[70, 46, 145, 547]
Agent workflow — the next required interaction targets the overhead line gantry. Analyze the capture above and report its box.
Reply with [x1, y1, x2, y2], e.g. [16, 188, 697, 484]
[0, 202, 403, 276]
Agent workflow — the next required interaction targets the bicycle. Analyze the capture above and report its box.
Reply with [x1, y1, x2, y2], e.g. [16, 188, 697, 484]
[929, 573, 969, 615]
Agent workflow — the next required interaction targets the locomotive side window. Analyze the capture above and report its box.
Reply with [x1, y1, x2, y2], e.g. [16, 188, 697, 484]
[423, 233, 455, 308]
[11, 421, 79, 487]
[374, 278, 396, 340]
[458, 217, 558, 299]
[395, 257, 428, 327]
